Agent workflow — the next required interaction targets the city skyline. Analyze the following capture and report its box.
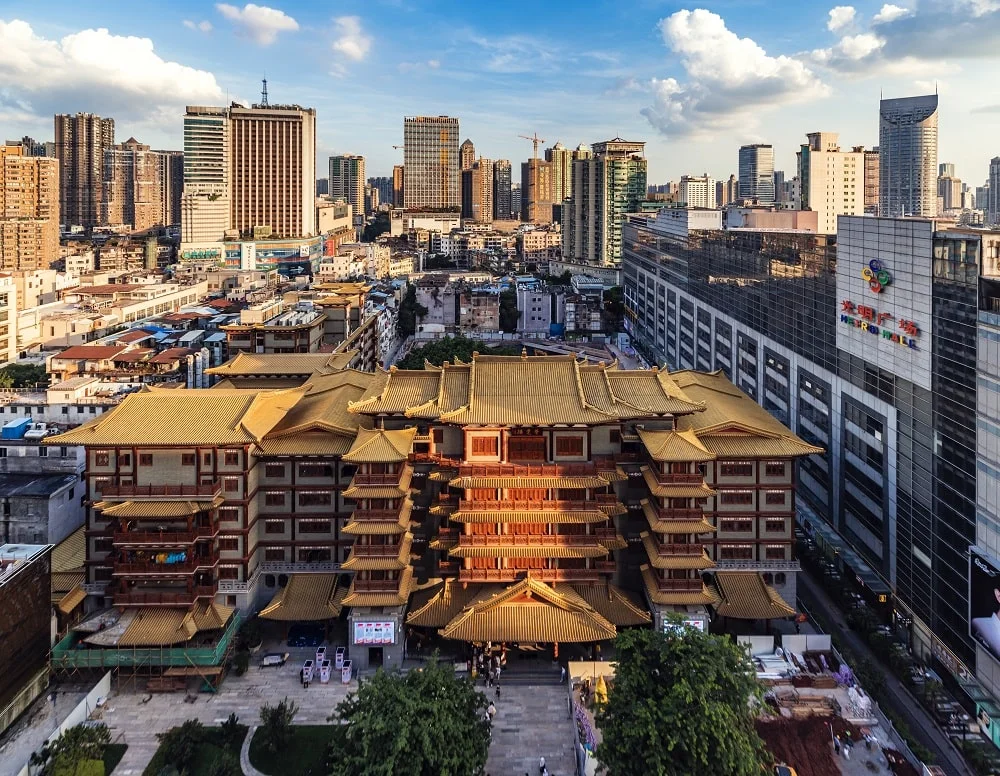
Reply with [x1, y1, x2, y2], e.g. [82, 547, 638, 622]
[2, 2, 1000, 185]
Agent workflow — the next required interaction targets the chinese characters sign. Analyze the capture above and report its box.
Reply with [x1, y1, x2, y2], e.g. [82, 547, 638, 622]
[840, 300, 921, 350]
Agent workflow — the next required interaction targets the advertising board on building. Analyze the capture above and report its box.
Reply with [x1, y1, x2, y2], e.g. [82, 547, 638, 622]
[970, 549, 1000, 665]
[352, 621, 395, 645]
[835, 216, 933, 392]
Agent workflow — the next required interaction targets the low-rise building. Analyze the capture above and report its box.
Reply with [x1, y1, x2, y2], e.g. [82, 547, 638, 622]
[222, 302, 326, 354]
[519, 225, 562, 263]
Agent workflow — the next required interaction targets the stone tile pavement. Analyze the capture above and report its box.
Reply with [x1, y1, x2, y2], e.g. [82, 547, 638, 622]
[485, 684, 577, 776]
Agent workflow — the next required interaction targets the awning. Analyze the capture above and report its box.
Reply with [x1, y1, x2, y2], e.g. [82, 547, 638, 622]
[96, 498, 224, 518]
[712, 571, 795, 620]
[439, 576, 617, 643]
[57, 584, 87, 615]
[259, 574, 345, 621]
[800, 501, 891, 596]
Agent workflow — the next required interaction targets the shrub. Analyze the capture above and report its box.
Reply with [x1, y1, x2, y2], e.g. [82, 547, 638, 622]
[156, 719, 204, 773]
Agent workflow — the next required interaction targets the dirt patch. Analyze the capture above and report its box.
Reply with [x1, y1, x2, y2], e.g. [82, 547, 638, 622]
[757, 716, 850, 776]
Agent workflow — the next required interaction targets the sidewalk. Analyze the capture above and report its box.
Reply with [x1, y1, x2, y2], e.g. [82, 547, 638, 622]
[798, 571, 975, 776]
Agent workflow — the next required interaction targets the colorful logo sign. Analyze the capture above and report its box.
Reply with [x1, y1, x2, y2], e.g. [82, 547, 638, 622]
[861, 259, 891, 294]
[840, 300, 920, 349]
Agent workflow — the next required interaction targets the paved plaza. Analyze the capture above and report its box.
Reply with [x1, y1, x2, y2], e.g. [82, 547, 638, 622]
[485, 684, 577, 776]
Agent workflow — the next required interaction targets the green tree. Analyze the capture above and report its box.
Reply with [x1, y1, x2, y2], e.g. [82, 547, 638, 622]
[206, 754, 241, 776]
[32, 723, 111, 775]
[603, 285, 625, 332]
[498, 288, 519, 333]
[258, 697, 298, 754]
[395, 335, 520, 370]
[361, 212, 390, 243]
[156, 719, 204, 773]
[596, 626, 770, 776]
[396, 284, 428, 338]
[0, 363, 47, 388]
[219, 713, 244, 751]
[327, 656, 490, 776]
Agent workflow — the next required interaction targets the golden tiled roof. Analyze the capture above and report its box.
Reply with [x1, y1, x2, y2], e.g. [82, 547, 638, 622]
[406, 579, 477, 628]
[597, 501, 628, 517]
[712, 571, 795, 620]
[342, 427, 417, 463]
[47, 387, 303, 446]
[640, 532, 716, 570]
[57, 584, 86, 615]
[636, 428, 716, 462]
[341, 533, 413, 571]
[449, 510, 609, 524]
[118, 607, 197, 646]
[259, 574, 345, 621]
[342, 500, 412, 535]
[257, 433, 355, 457]
[672, 370, 824, 459]
[597, 533, 628, 551]
[52, 571, 85, 599]
[343, 466, 414, 498]
[640, 565, 720, 606]
[448, 475, 610, 490]
[51, 527, 85, 573]
[640, 466, 716, 498]
[188, 601, 235, 631]
[439, 576, 617, 643]
[641, 500, 715, 534]
[349, 354, 705, 425]
[427, 469, 458, 482]
[342, 566, 414, 607]
[96, 498, 223, 518]
[207, 351, 356, 377]
[565, 582, 651, 626]
[448, 543, 609, 559]
[428, 503, 457, 516]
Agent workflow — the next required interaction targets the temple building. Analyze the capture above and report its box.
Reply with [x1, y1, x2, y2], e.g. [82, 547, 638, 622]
[46, 353, 820, 678]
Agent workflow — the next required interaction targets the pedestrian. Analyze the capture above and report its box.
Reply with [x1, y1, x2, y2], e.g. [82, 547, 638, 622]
[560, 665, 567, 683]
[486, 672, 493, 688]
[843, 743, 851, 761]
[539, 756, 546, 774]
[833, 735, 840, 754]
[487, 701, 496, 720]
[496, 683, 501, 699]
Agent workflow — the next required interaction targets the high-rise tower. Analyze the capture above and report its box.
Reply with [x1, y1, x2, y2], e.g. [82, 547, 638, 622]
[403, 116, 460, 210]
[878, 94, 938, 217]
[54, 113, 115, 230]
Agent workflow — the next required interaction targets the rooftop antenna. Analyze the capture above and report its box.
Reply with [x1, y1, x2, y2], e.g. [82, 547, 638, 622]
[261, 75, 269, 107]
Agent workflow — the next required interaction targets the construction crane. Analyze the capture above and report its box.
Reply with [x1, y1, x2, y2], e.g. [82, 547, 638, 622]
[519, 132, 546, 160]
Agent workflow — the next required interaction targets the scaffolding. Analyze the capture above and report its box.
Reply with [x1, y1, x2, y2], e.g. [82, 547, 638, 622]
[50, 612, 241, 693]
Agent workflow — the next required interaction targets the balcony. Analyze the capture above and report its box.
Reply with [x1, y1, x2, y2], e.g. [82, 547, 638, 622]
[645, 505, 705, 522]
[650, 578, 704, 592]
[352, 578, 403, 592]
[350, 542, 404, 557]
[459, 496, 620, 512]
[100, 480, 222, 500]
[458, 568, 601, 583]
[649, 472, 705, 485]
[651, 542, 707, 556]
[351, 472, 404, 485]
[113, 585, 216, 606]
[456, 463, 599, 477]
[113, 525, 218, 545]
[113, 554, 219, 575]
[456, 534, 608, 548]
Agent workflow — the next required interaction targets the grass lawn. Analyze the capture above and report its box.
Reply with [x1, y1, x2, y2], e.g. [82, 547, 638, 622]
[248, 726, 335, 776]
[103, 743, 128, 773]
[141, 725, 247, 776]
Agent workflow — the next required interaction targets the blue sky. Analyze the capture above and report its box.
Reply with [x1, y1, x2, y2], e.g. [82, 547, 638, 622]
[1, 1, 999, 187]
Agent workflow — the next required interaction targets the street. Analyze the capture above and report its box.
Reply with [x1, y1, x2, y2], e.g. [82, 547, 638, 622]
[798, 571, 975, 776]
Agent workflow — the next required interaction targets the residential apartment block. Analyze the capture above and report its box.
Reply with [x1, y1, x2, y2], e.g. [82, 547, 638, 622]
[54, 113, 115, 230]
[0, 143, 59, 271]
[796, 132, 864, 234]
[403, 116, 460, 211]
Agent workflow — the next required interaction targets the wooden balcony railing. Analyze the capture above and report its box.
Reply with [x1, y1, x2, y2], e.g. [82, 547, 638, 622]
[351, 508, 406, 520]
[646, 505, 706, 521]
[101, 480, 222, 499]
[113, 528, 216, 545]
[458, 568, 601, 583]
[350, 543, 403, 557]
[593, 560, 618, 572]
[649, 472, 705, 485]
[113, 555, 219, 575]
[651, 578, 704, 592]
[113, 585, 216, 606]
[458, 497, 619, 512]
[651, 542, 706, 556]
[456, 463, 599, 477]
[351, 472, 403, 485]
[352, 578, 403, 592]
[456, 534, 608, 548]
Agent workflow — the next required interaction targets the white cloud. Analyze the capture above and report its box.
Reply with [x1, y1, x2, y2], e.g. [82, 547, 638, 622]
[812, 32, 885, 65]
[331, 16, 371, 61]
[827, 6, 857, 32]
[398, 59, 440, 73]
[642, 9, 827, 137]
[954, 0, 1000, 16]
[216, 3, 298, 46]
[183, 19, 213, 33]
[467, 32, 557, 74]
[0, 19, 223, 126]
[872, 4, 911, 24]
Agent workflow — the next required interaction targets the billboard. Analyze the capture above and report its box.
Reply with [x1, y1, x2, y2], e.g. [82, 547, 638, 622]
[970, 549, 1000, 663]
[352, 621, 395, 645]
